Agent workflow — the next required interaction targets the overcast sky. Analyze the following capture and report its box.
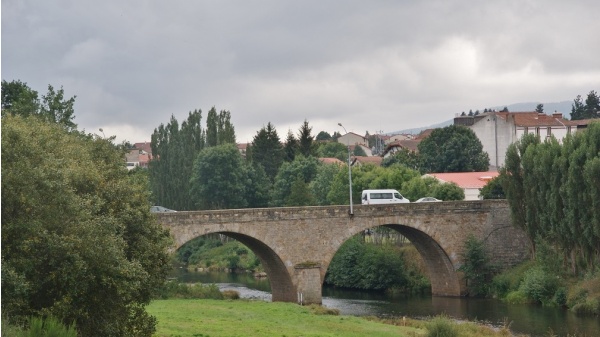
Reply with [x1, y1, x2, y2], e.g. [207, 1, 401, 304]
[3, 1, 600, 143]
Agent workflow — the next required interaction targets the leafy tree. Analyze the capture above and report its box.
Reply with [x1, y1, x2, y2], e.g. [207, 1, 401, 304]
[432, 182, 465, 201]
[317, 141, 347, 161]
[535, 103, 544, 114]
[315, 130, 332, 141]
[353, 145, 367, 156]
[270, 156, 319, 206]
[310, 162, 342, 205]
[298, 119, 314, 157]
[584, 90, 600, 117]
[40, 84, 77, 131]
[285, 176, 316, 206]
[368, 164, 420, 191]
[248, 122, 284, 181]
[400, 176, 440, 202]
[1, 79, 39, 117]
[570, 94, 585, 120]
[2, 115, 170, 337]
[244, 163, 271, 208]
[459, 235, 495, 296]
[189, 144, 248, 209]
[283, 129, 298, 162]
[1, 80, 77, 131]
[382, 148, 421, 171]
[571, 91, 600, 120]
[418, 125, 489, 173]
[500, 107, 509, 112]
[479, 176, 505, 199]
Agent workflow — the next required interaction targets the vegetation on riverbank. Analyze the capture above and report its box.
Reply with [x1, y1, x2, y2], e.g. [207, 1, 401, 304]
[147, 298, 519, 337]
[460, 235, 600, 316]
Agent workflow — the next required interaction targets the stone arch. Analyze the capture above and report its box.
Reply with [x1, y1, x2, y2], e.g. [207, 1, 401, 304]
[384, 224, 464, 296]
[177, 231, 296, 302]
[322, 223, 463, 297]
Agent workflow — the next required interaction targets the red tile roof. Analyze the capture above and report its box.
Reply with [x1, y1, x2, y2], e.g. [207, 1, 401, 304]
[319, 157, 344, 165]
[133, 142, 152, 154]
[352, 156, 383, 166]
[424, 171, 499, 189]
[509, 112, 578, 127]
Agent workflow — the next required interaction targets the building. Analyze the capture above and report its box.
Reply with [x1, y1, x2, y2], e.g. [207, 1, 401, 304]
[351, 156, 383, 166]
[337, 132, 368, 147]
[382, 139, 420, 158]
[455, 112, 580, 169]
[126, 142, 153, 170]
[424, 171, 500, 201]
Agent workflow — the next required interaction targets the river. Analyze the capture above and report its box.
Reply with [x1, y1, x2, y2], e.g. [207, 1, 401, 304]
[172, 269, 600, 337]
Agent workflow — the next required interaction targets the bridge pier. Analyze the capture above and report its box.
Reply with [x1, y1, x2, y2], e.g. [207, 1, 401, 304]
[293, 265, 323, 305]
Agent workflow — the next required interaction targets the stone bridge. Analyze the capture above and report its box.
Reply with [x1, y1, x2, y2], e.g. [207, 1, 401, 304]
[155, 200, 529, 305]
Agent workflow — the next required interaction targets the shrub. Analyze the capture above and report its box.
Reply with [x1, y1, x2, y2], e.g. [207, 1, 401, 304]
[222, 290, 240, 300]
[459, 235, 495, 297]
[504, 290, 531, 304]
[426, 315, 458, 337]
[518, 267, 559, 305]
[490, 261, 534, 299]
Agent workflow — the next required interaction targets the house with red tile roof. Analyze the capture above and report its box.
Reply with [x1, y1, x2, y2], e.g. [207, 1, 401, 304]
[319, 157, 344, 165]
[455, 111, 581, 169]
[424, 171, 500, 201]
[382, 139, 421, 158]
[337, 132, 368, 147]
[126, 142, 153, 170]
[351, 156, 383, 166]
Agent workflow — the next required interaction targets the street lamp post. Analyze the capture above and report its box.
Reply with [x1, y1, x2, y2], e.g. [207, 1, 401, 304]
[99, 128, 106, 138]
[338, 123, 354, 216]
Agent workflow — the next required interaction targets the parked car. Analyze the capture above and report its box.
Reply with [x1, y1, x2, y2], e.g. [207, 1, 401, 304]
[415, 197, 442, 203]
[150, 205, 177, 212]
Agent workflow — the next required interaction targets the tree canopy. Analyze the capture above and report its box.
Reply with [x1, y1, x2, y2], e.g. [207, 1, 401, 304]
[189, 144, 249, 209]
[1, 80, 77, 131]
[570, 90, 600, 120]
[1, 115, 171, 337]
[418, 125, 489, 173]
[500, 122, 600, 272]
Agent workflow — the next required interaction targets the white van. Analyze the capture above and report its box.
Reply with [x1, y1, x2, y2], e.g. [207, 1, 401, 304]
[361, 189, 410, 205]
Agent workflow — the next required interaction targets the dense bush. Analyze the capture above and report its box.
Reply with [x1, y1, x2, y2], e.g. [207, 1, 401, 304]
[426, 315, 458, 337]
[325, 238, 429, 292]
[518, 266, 560, 305]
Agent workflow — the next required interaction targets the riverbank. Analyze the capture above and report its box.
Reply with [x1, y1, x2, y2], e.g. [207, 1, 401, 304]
[147, 298, 517, 337]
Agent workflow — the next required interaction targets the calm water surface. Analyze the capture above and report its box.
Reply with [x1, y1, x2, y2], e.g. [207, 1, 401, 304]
[172, 269, 600, 337]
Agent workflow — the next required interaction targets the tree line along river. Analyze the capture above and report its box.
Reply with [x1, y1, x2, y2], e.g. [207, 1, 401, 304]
[171, 269, 600, 337]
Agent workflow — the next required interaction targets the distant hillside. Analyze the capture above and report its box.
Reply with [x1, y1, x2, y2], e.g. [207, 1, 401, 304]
[491, 101, 573, 117]
[390, 100, 574, 135]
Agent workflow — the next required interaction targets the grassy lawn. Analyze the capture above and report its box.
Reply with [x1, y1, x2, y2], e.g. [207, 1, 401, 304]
[147, 299, 425, 337]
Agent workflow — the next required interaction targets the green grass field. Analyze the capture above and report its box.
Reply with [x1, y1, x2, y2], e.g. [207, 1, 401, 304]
[147, 299, 424, 337]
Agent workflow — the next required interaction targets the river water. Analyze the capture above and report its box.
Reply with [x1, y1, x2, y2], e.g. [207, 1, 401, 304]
[172, 269, 600, 337]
